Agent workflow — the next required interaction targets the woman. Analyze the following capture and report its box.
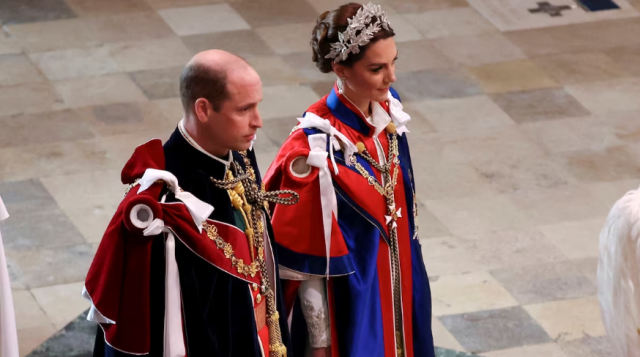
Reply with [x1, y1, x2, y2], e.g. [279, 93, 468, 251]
[264, 3, 434, 357]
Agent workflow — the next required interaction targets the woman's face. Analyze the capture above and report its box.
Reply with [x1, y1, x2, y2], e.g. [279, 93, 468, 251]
[338, 37, 398, 105]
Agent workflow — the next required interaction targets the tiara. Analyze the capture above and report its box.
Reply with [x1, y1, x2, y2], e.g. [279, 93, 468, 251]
[325, 2, 391, 63]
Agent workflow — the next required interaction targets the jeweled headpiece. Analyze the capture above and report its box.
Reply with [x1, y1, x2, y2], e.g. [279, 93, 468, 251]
[325, 2, 391, 63]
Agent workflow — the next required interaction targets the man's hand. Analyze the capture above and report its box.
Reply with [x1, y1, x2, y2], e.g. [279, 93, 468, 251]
[311, 346, 331, 357]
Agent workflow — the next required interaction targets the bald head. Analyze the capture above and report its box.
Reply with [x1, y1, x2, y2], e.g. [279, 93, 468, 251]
[179, 50, 256, 114]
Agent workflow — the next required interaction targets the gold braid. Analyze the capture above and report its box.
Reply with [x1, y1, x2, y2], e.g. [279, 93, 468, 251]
[210, 151, 298, 357]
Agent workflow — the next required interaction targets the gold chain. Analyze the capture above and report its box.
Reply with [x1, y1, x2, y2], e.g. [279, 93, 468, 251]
[209, 152, 291, 357]
[350, 132, 405, 357]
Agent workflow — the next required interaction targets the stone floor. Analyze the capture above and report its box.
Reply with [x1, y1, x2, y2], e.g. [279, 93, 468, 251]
[1, 0, 640, 356]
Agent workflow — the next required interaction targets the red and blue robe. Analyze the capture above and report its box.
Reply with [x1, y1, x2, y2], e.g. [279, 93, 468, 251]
[264, 85, 435, 357]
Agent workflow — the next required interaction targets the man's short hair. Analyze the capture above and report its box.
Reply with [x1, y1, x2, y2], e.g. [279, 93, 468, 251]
[179, 62, 229, 114]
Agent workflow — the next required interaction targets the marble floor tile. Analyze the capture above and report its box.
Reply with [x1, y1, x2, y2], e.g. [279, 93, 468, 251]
[180, 30, 275, 58]
[303, 0, 397, 14]
[467, 59, 559, 94]
[64, 0, 152, 16]
[586, 178, 640, 209]
[534, 51, 629, 85]
[432, 271, 519, 316]
[505, 17, 640, 57]
[415, 201, 451, 239]
[0, 179, 60, 216]
[538, 218, 605, 260]
[0, 82, 65, 117]
[0, 110, 94, 149]
[107, 37, 191, 73]
[440, 306, 551, 353]
[468, 0, 639, 32]
[597, 111, 640, 144]
[420, 236, 488, 276]
[1, 208, 86, 251]
[246, 56, 304, 86]
[0, 35, 22, 56]
[29, 46, 121, 80]
[459, 229, 567, 271]
[151, 97, 184, 123]
[394, 40, 452, 74]
[524, 297, 606, 342]
[519, 116, 619, 154]
[0, 0, 76, 25]
[76, 101, 176, 136]
[97, 11, 177, 43]
[94, 130, 176, 169]
[562, 145, 640, 183]
[0, 139, 116, 182]
[395, 68, 483, 102]
[507, 184, 609, 226]
[159, 4, 250, 36]
[252, 130, 280, 154]
[260, 84, 319, 120]
[40, 170, 124, 211]
[129, 66, 182, 100]
[260, 116, 298, 147]
[411, 96, 514, 133]
[303, 81, 336, 98]
[144, 0, 225, 9]
[386, 14, 423, 43]
[432, 318, 465, 352]
[257, 22, 317, 55]
[24, 310, 97, 357]
[573, 257, 598, 285]
[53, 74, 148, 108]
[6, 243, 95, 289]
[484, 343, 569, 357]
[285, 53, 336, 83]
[401, 109, 438, 136]
[559, 335, 615, 357]
[12, 290, 52, 330]
[433, 33, 526, 67]
[0, 54, 44, 86]
[31, 282, 89, 330]
[405, 7, 497, 39]
[19, 325, 58, 357]
[490, 262, 596, 305]
[255, 150, 279, 176]
[229, 0, 318, 28]
[491, 88, 591, 123]
[411, 157, 495, 200]
[387, 0, 469, 13]
[59, 205, 117, 244]
[5, 12, 175, 53]
[424, 194, 535, 237]
[606, 45, 640, 77]
[566, 78, 640, 115]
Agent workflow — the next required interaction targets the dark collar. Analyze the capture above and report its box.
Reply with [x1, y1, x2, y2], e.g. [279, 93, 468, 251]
[163, 127, 229, 180]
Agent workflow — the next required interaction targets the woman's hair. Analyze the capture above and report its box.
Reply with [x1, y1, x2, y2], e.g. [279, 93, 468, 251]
[311, 3, 395, 73]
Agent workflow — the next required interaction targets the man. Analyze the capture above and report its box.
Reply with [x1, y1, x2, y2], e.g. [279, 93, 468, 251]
[85, 50, 296, 357]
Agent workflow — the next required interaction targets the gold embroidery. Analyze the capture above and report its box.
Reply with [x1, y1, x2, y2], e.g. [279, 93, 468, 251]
[204, 222, 259, 278]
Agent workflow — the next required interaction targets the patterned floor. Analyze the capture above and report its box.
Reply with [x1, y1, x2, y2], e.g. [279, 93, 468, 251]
[1, 0, 640, 356]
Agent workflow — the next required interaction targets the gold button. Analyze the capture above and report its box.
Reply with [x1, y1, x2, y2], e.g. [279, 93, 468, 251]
[252, 283, 258, 291]
[356, 142, 366, 153]
[386, 122, 397, 134]
[256, 294, 262, 304]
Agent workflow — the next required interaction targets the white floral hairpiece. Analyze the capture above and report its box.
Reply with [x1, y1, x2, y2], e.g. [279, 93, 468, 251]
[325, 2, 391, 63]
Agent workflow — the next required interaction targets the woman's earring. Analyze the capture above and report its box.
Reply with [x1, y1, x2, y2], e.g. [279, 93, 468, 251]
[338, 77, 346, 94]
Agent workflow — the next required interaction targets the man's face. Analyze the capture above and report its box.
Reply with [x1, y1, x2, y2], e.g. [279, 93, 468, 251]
[207, 69, 263, 152]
